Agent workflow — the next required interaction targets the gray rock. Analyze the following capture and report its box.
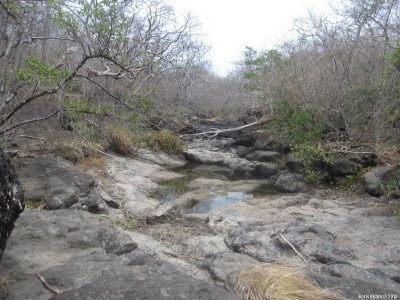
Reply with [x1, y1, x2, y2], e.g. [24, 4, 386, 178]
[236, 146, 251, 158]
[16, 157, 96, 209]
[186, 235, 230, 257]
[277, 222, 355, 264]
[308, 265, 400, 299]
[275, 172, 306, 193]
[330, 157, 362, 176]
[224, 225, 280, 263]
[0, 209, 238, 300]
[51, 261, 239, 300]
[245, 150, 281, 162]
[210, 138, 236, 149]
[254, 139, 268, 150]
[252, 163, 278, 178]
[285, 156, 304, 173]
[363, 165, 399, 196]
[0, 149, 24, 261]
[202, 251, 258, 288]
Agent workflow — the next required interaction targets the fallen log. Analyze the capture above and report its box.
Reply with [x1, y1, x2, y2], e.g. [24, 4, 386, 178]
[179, 116, 270, 138]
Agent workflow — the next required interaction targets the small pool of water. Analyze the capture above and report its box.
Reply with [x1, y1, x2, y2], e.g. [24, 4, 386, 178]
[150, 162, 278, 214]
[183, 192, 253, 214]
[149, 176, 195, 201]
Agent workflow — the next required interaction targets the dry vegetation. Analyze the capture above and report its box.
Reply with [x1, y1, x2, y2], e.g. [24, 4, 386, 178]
[235, 264, 344, 300]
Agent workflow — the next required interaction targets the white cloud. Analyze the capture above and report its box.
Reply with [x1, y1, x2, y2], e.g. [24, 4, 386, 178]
[167, 0, 334, 75]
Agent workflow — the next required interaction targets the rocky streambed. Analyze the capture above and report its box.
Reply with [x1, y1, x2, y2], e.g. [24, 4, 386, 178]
[0, 137, 399, 299]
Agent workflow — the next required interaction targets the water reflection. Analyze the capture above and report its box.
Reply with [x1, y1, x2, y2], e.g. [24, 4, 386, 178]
[183, 192, 253, 214]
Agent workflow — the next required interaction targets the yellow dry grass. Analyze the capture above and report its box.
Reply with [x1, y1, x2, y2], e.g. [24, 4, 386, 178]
[0, 277, 11, 295]
[235, 264, 344, 300]
[107, 126, 133, 156]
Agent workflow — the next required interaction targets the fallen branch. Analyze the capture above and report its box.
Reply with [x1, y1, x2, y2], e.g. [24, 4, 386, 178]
[179, 116, 270, 138]
[17, 135, 45, 140]
[35, 273, 61, 295]
[0, 110, 60, 135]
[278, 232, 310, 267]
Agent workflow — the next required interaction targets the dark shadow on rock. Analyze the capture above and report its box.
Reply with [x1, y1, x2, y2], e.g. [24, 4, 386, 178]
[0, 149, 24, 261]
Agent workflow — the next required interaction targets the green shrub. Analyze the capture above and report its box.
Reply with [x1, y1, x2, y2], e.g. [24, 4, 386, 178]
[266, 101, 326, 146]
[292, 144, 334, 170]
[304, 170, 320, 185]
[147, 130, 183, 155]
[336, 167, 371, 189]
[379, 168, 400, 195]
[108, 126, 134, 156]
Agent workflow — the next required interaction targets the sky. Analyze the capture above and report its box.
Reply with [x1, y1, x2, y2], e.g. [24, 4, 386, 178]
[166, 0, 335, 75]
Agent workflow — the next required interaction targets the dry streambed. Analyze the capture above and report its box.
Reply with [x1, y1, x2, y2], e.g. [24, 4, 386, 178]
[1, 148, 399, 299]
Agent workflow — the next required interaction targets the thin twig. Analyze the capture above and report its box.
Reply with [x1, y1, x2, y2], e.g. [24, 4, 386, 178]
[35, 273, 61, 295]
[278, 232, 310, 267]
[17, 135, 45, 140]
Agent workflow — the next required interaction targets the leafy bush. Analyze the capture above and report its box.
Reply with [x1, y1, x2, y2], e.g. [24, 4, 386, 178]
[147, 130, 183, 155]
[304, 170, 320, 185]
[292, 144, 334, 170]
[336, 167, 371, 189]
[107, 126, 134, 156]
[266, 101, 326, 146]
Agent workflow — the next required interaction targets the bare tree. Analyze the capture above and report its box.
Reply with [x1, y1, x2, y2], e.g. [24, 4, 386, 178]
[0, 0, 206, 135]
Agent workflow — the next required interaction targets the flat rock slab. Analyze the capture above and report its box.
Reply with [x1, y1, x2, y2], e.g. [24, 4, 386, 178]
[16, 156, 95, 209]
[0, 209, 239, 300]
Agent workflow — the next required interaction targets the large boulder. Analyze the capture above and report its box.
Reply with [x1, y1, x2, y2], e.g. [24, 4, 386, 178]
[329, 157, 362, 176]
[0, 149, 24, 261]
[16, 156, 97, 210]
[0, 210, 239, 300]
[275, 172, 306, 193]
[363, 165, 399, 197]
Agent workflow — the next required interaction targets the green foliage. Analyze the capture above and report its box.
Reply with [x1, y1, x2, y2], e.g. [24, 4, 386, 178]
[15, 57, 69, 88]
[336, 167, 371, 189]
[395, 206, 400, 221]
[24, 197, 45, 210]
[379, 168, 400, 195]
[147, 130, 184, 155]
[243, 47, 286, 93]
[50, 0, 131, 56]
[63, 97, 112, 121]
[292, 144, 334, 170]
[389, 44, 400, 71]
[266, 101, 326, 146]
[111, 217, 137, 230]
[304, 170, 320, 185]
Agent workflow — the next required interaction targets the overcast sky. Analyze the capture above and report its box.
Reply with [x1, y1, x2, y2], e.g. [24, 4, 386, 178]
[166, 0, 335, 75]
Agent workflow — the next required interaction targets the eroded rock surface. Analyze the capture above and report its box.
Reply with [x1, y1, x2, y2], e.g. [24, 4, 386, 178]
[0, 210, 238, 300]
[16, 156, 96, 210]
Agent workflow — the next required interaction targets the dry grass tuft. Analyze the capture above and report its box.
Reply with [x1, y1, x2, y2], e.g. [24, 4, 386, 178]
[146, 130, 183, 155]
[107, 126, 134, 156]
[81, 156, 106, 172]
[235, 264, 344, 300]
[56, 142, 85, 163]
[0, 277, 11, 295]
